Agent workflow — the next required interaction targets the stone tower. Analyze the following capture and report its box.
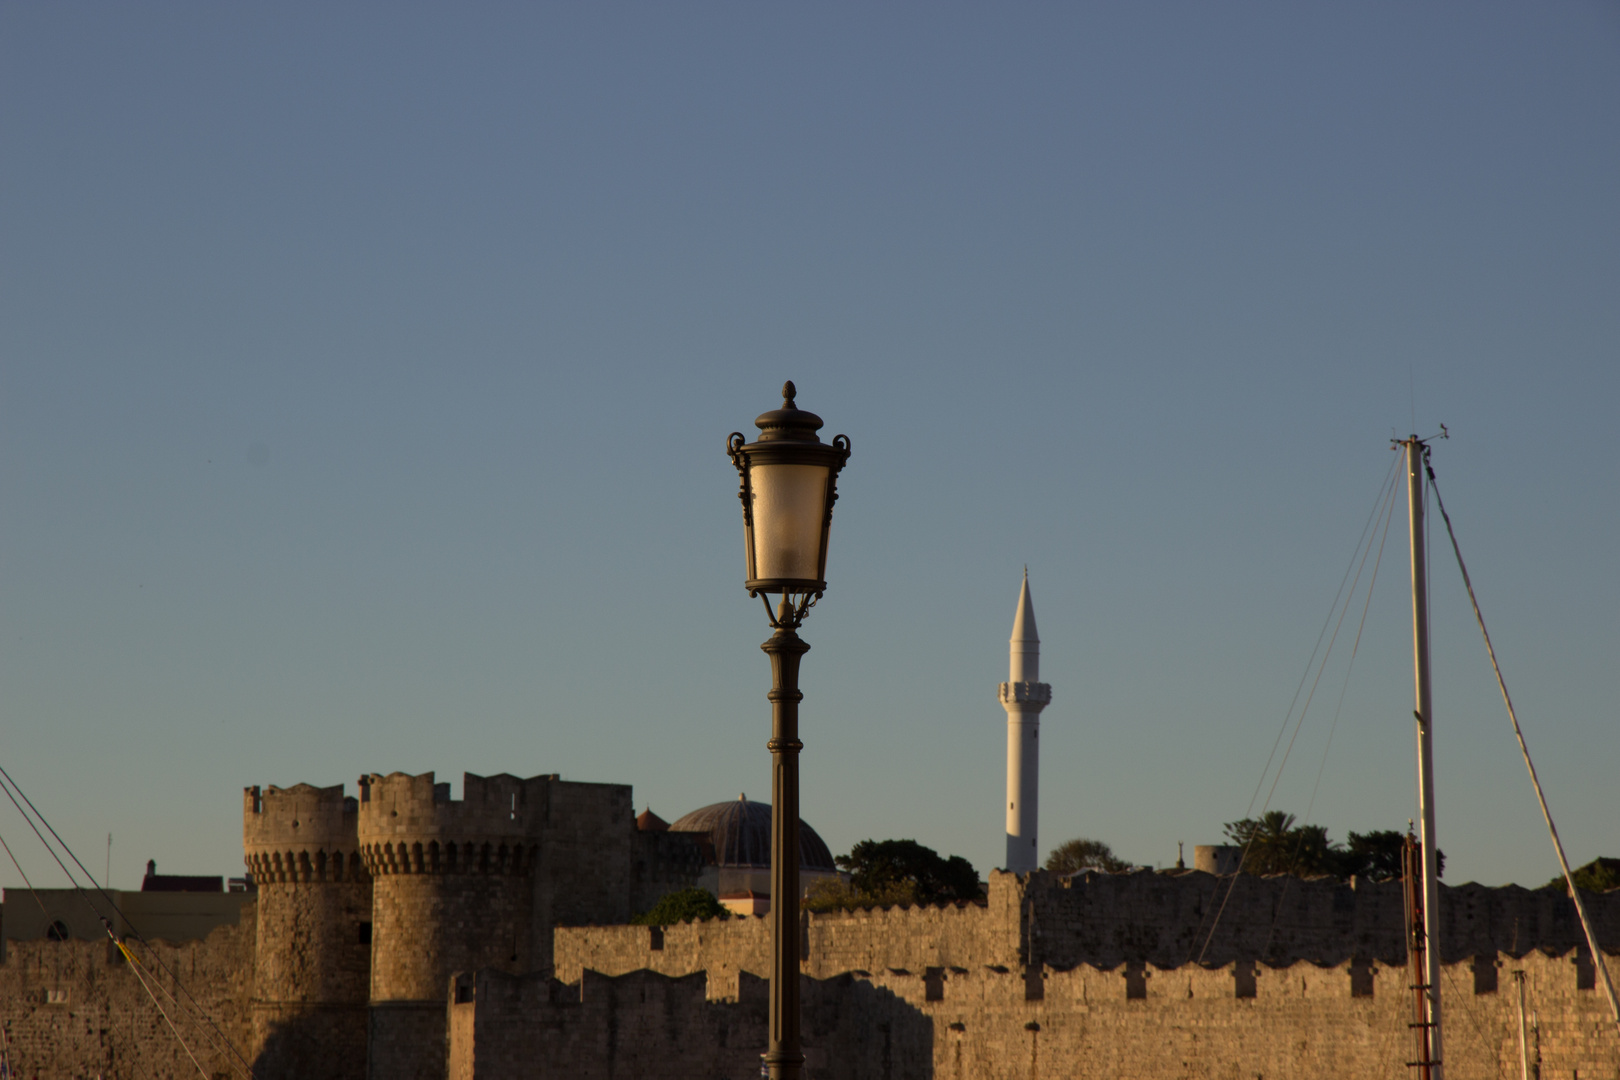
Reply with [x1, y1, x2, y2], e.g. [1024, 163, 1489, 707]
[356, 772, 541, 1080]
[244, 768, 656, 1079]
[243, 783, 372, 1080]
[999, 570, 1051, 872]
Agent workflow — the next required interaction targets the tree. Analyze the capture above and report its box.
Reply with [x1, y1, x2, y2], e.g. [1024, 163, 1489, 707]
[833, 839, 982, 905]
[1045, 838, 1130, 875]
[1222, 815, 1444, 880]
[803, 876, 918, 912]
[1332, 829, 1445, 880]
[631, 887, 727, 925]
[1335, 830, 1405, 881]
[1223, 811, 1337, 876]
[1544, 857, 1620, 894]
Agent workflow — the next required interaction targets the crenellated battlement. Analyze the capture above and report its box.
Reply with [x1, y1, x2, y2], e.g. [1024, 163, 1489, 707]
[356, 771, 551, 877]
[449, 948, 1619, 1080]
[555, 869, 1620, 991]
[243, 782, 367, 885]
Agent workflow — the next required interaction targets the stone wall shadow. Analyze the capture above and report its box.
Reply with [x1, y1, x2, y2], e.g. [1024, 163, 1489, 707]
[251, 1007, 368, 1080]
[452, 966, 933, 1080]
[799, 972, 934, 1080]
[732, 971, 926, 1080]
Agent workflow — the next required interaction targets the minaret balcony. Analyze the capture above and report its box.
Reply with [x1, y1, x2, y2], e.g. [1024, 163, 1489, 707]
[998, 681, 1052, 706]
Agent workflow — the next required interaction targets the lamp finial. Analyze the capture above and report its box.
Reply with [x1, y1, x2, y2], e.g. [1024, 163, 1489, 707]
[782, 381, 797, 408]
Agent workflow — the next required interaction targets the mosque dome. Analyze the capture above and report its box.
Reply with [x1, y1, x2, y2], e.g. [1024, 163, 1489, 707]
[669, 795, 836, 871]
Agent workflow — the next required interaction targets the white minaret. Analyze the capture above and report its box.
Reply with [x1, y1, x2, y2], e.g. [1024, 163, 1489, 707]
[1000, 569, 1051, 872]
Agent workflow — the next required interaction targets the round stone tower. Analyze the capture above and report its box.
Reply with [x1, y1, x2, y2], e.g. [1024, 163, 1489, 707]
[243, 782, 372, 1080]
[357, 771, 539, 1080]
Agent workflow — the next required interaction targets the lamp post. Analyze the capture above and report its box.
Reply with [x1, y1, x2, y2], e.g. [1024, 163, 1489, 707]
[727, 382, 850, 1080]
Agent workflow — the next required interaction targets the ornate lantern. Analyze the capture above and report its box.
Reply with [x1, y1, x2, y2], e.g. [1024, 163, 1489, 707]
[726, 381, 853, 1080]
[727, 382, 851, 624]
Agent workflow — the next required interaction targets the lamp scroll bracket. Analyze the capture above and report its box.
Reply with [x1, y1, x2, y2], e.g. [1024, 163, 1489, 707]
[824, 434, 851, 522]
[727, 432, 752, 527]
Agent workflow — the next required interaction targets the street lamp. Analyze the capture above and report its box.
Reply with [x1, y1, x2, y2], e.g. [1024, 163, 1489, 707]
[727, 381, 850, 1080]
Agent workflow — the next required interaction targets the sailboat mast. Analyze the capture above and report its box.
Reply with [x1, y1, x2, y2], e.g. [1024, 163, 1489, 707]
[1404, 436, 1445, 1078]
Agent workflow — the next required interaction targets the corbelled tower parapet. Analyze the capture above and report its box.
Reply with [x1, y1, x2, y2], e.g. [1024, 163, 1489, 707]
[356, 771, 542, 878]
[245, 783, 367, 884]
[243, 782, 371, 1080]
[357, 771, 546, 1080]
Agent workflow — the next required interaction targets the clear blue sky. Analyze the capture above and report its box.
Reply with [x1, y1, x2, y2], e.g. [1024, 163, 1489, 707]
[2, 3, 1615, 893]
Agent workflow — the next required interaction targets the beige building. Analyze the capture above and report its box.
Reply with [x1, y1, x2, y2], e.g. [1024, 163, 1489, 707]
[1, 861, 252, 958]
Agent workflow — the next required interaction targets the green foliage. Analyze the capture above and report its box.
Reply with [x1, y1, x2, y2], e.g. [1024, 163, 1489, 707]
[1045, 838, 1130, 875]
[802, 877, 860, 912]
[630, 887, 727, 925]
[1221, 813, 1443, 880]
[831, 839, 983, 906]
[1341, 829, 1429, 882]
[1544, 857, 1620, 894]
[1223, 812, 1335, 876]
[803, 877, 919, 912]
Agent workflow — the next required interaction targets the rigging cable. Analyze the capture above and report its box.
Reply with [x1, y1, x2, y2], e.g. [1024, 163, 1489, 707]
[1304, 464, 1400, 831]
[0, 768, 254, 1078]
[1188, 454, 1401, 965]
[113, 934, 212, 1080]
[1257, 468, 1401, 960]
[1425, 463, 1620, 1034]
[1246, 451, 1402, 825]
[0, 823, 60, 930]
[0, 765, 257, 1078]
[0, 824, 120, 1078]
[1439, 961, 1501, 1069]
[0, 783, 251, 1080]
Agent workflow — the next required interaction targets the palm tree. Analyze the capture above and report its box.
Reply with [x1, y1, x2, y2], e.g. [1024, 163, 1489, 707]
[1223, 811, 1336, 876]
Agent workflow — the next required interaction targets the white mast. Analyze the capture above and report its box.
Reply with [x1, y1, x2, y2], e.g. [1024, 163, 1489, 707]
[1404, 437, 1444, 1079]
[1000, 569, 1051, 873]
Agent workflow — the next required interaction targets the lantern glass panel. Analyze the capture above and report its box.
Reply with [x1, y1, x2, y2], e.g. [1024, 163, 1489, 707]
[748, 462, 830, 583]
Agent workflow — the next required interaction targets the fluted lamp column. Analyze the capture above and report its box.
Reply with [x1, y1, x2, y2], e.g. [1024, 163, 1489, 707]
[727, 382, 850, 1080]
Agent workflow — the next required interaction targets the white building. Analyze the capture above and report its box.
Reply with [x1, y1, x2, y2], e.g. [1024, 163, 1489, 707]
[999, 570, 1051, 873]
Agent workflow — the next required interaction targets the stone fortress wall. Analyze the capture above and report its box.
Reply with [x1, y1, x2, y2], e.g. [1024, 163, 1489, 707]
[533, 870, 1620, 1079]
[3, 875, 1610, 1080]
[0, 913, 257, 1080]
[1, 773, 1616, 1079]
[449, 967, 935, 1080]
[0, 769, 706, 1080]
[1021, 867, 1620, 968]
[455, 946, 1612, 1080]
[554, 869, 1620, 981]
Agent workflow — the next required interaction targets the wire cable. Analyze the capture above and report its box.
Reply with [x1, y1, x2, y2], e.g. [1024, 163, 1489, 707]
[1256, 471, 1402, 960]
[1186, 454, 1401, 965]
[1426, 463, 1620, 1036]
[113, 935, 212, 1080]
[1305, 466, 1400, 826]
[1246, 453, 1403, 824]
[0, 825, 58, 930]
[0, 818, 120, 1077]
[0, 765, 257, 1077]
[1440, 961, 1504, 1077]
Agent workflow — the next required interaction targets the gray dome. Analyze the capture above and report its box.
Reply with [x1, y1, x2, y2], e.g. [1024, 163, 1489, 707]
[669, 796, 836, 872]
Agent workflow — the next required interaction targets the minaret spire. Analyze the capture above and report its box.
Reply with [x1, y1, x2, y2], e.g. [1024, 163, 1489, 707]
[1010, 566, 1039, 682]
[1000, 570, 1052, 873]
